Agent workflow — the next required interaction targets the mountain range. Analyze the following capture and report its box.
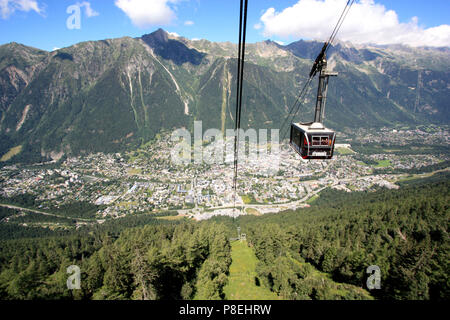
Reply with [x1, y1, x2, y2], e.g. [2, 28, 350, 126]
[0, 28, 449, 162]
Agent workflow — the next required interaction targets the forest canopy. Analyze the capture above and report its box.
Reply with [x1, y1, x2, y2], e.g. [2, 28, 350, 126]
[0, 173, 448, 300]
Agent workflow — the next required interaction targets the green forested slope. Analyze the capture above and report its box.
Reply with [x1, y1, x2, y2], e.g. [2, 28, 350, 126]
[0, 223, 231, 300]
[0, 174, 448, 300]
[238, 174, 449, 300]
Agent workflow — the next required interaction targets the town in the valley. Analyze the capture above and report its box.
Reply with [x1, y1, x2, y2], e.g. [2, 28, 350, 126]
[0, 126, 448, 228]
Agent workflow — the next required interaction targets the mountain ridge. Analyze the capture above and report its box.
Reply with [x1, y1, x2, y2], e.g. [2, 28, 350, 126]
[0, 28, 449, 163]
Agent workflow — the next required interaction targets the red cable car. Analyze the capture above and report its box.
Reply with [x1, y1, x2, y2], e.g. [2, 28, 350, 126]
[290, 45, 337, 160]
[290, 122, 336, 160]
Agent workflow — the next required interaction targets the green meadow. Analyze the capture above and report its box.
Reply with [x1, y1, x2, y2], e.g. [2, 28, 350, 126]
[223, 241, 280, 300]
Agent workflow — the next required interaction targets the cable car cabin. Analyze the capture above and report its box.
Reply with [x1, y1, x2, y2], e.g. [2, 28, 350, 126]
[290, 122, 336, 160]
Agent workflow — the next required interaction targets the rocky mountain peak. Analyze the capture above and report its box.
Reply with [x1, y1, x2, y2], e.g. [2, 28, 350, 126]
[142, 28, 169, 44]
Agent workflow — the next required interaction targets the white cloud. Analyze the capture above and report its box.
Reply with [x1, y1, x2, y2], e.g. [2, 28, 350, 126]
[52, 47, 60, 52]
[274, 40, 285, 46]
[0, 0, 43, 19]
[115, 0, 180, 28]
[184, 20, 194, 26]
[253, 23, 262, 30]
[168, 31, 180, 37]
[258, 0, 450, 47]
[77, 1, 99, 18]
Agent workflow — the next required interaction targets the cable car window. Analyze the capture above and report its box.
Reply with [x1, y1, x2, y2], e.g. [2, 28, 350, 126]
[312, 136, 321, 146]
[296, 131, 302, 148]
[292, 128, 301, 149]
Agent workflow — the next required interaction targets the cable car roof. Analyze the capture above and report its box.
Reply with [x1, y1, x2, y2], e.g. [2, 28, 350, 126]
[292, 122, 335, 133]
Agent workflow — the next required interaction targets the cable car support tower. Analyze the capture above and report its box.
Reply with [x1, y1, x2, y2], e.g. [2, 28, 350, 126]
[286, 0, 354, 160]
[311, 44, 338, 128]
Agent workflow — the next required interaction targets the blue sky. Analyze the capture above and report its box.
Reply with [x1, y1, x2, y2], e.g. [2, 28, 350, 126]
[1, 0, 449, 51]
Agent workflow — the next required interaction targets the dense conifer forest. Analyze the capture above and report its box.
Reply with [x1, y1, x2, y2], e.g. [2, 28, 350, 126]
[0, 173, 448, 300]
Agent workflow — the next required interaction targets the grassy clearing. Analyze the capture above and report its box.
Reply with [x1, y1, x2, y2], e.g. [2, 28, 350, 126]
[306, 194, 319, 204]
[117, 201, 138, 208]
[223, 241, 280, 300]
[396, 174, 418, 182]
[245, 208, 261, 216]
[128, 168, 142, 175]
[395, 170, 448, 183]
[155, 215, 186, 221]
[336, 147, 354, 155]
[0, 145, 22, 162]
[241, 194, 257, 205]
[374, 159, 391, 168]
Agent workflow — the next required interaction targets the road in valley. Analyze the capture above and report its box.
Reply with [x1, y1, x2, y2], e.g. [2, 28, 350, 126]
[0, 203, 95, 222]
